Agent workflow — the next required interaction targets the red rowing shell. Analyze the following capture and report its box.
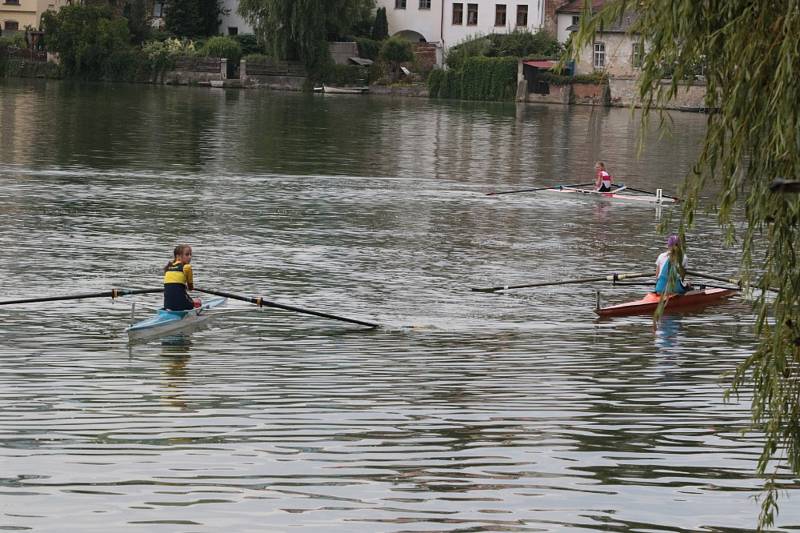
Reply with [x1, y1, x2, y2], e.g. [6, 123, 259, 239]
[595, 288, 738, 317]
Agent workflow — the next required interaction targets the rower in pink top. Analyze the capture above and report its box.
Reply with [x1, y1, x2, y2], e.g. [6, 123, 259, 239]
[594, 161, 613, 192]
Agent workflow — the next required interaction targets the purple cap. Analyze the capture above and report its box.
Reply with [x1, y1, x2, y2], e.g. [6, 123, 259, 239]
[667, 234, 680, 248]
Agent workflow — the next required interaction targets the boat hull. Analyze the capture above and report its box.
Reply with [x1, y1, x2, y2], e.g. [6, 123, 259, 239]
[322, 84, 369, 94]
[595, 288, 737, 317]
[125, 297, 227, 341]
[547, 186, 677, 204]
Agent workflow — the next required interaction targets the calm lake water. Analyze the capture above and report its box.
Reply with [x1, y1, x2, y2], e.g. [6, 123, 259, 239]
[0, 79, 796, 532]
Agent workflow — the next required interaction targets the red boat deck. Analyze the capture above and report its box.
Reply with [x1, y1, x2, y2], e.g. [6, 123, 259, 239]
[595, 288, 738, 317]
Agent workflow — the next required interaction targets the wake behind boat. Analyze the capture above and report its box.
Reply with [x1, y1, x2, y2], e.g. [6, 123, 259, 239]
[125, 297, 227, 341]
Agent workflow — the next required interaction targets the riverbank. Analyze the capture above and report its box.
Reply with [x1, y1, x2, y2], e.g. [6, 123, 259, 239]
[0, 53, 706, 111]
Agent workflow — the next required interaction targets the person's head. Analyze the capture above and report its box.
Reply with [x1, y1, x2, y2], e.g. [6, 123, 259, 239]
[595, 161, 606, 171]
[165, 244, 193, 272]
[666, 234, 680, 249]
[174, 244, 193, 264]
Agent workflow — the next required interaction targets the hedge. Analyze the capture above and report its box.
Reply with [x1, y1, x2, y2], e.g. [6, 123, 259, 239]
[430, 56, 517, 101]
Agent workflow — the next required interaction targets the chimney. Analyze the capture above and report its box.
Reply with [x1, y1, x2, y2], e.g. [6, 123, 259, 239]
[543, 0, 563, 36]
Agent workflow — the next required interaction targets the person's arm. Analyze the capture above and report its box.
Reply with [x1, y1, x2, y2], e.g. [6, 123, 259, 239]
[184, 264, 194, 291]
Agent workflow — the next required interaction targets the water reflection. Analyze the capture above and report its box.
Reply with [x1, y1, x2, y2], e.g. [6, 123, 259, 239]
[654, 314, 681, 349]
[160, 340, 192, 411]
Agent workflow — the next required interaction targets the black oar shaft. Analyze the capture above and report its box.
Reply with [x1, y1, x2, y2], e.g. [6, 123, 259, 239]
[0, 288, 163, 306]
[487, 182, 594, 196]
[685, 270, 741, 285]
[195, 288, 379, 328]
[686, 270, 780, 293]
[471, 271, 653, 293]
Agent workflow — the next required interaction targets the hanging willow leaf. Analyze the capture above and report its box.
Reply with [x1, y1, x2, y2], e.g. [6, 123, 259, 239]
[568, 1, 800, 528]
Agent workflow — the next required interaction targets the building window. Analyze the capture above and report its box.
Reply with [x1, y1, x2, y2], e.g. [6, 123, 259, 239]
[153, 1, 164, 17]
[593, 42, 605, 69]
[467, 3, 478, 25]
[395, 0, 406, 8]
[419, 0, 431, 9]
[495, 4, 506, 26]
[631, 42, 643, 68]
[3, 0, 21, 5]
[516, 5, 528, 26]
[228, 26, 238, 36]
[452, 3, 463, 24]
[4, 21, 19, 31]
[571, 15, 580, 26]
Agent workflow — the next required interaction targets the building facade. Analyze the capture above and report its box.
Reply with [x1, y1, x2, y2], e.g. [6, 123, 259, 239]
[555, 0, 640, 77]
[377, 0, 557, 59]
[218, 0, 252, 36]
[0, 0, 69, 36]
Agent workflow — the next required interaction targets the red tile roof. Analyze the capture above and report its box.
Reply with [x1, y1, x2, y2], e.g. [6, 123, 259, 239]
[556, 0, 607, 14]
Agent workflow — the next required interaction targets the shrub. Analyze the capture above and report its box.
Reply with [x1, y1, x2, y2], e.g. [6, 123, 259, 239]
[487, 30, 562, 58]
[200, 35, 242, 64]
[461, 56, 517, 100]
[355, 37, 381, 61]
[243, 53, 270, 63]
[427, 68, 462, 99]
[445, 35, 491, 70]
[380, 36, 413, 64]
[322, 64, 368, 86]
[234, 33, 262, 56]
[0, 33, 27, 48]
[446, 30, 560, 70]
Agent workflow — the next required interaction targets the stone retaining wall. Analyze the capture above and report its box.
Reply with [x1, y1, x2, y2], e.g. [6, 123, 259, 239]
[164, 57, 226, 85]
[609, 77, 708, 110]
[241, 59, 307, 90]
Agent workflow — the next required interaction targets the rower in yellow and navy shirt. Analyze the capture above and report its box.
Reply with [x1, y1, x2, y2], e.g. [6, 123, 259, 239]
[163, 244, 196, 311]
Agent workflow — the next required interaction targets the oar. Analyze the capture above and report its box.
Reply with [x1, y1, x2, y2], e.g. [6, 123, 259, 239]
[0, 288, 163, 306]
[486, 182, 594, 196]
[471, 271, 653, 293]
[623, 186, 678, 200]
[686, 270, 779, 293]
[685, 270, 741, 286]
[195, 288, 379, 328]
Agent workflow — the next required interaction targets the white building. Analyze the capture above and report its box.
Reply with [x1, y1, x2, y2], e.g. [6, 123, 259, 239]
[219, 0, 253, 36]
[377, 0, 546, 58]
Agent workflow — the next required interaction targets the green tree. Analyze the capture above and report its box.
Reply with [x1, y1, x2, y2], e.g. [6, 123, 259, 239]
[238, 0, 375, 72]
[379, 36, 413, 81]
[123, 0, 150, 44]
[41, 4, 132, 78]
[568, 1, 800, 529]
[164, 0, 221, 37]
[371, 6, 388, 41]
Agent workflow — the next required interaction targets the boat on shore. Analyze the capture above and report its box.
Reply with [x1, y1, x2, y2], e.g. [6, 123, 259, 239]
[125, 297, 227, 341]
[595, 287, 738, 317]
[546, 185, 677, 204]
[316, 84, 369, 94]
